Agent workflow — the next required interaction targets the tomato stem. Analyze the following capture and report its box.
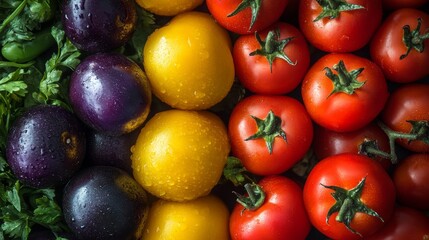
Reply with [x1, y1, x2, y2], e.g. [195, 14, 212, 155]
[313, 0, 364, 22]
[245, 110, 287, 154]
[324, 60, 365, 97]
[234, 182, 265, 212]
[358, 121, 429, 164]
[400, 18, 429, 59]
[250, 29, 296, 72]
[358, 139, 392, 160]
[227, 0, 262, 31]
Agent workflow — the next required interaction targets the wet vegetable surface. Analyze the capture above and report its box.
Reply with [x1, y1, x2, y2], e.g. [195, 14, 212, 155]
[69, 52, 151, 136]
[61, 0, 137, 52]
[6, 105, 86, 188]
[62, 166, 149, 240]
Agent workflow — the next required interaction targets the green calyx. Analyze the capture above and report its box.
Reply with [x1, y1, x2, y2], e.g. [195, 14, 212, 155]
[227, 0, 262, 31]
[324, 60, 365, 97]
[322, 177, 384, 237]
[401, 17, 429, 59]
[250, 29, 296, 72]
[245, 110, 287, 154]
[314, 0, 364, 22]
[407, 120, 429, 145]
[234, 182, 266, 211]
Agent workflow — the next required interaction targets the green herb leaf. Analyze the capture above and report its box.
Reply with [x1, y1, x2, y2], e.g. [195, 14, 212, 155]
[33, 25, 81, 108]
[128, 6, 156, 63]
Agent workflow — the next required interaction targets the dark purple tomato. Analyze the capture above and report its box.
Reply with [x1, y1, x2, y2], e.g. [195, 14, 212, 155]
[69, 52, 151, 136]
[6, 105, 86, 188]
[85, 127, 140, 174]
[62, 166, 149, 240]
[61, 0, 137, 52]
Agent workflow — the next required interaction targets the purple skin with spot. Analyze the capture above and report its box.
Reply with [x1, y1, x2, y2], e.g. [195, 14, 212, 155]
[62, 166, 149, 240]
[6, 105, 86, 189]
[61, 0, 137, 53]
[69, 52, 151, 136]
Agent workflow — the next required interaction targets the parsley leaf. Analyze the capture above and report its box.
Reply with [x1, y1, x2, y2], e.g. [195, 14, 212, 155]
[32, 25, 81, 110]
[127, 6, 157, 63]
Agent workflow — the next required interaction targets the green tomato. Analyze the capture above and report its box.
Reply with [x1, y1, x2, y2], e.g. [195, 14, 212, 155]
[2, 27, 55, 63]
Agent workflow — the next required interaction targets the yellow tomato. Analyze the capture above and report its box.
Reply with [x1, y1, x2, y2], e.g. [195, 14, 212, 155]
[135, 0, 204, 16]
[130, 109, 230, 201]
[142, 195, 230, 240]
[143, 11, 235, 110]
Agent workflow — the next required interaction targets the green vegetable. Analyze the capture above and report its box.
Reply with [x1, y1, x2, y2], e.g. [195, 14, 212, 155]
[2, 27, 56, 63]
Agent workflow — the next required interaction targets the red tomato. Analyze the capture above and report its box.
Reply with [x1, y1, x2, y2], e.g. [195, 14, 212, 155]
[382, 0, 429, 11]
[393, 153, 429, 210]
[381, 83, 429, 153]
[370, 8, 429, 83]
[301, 53, 389, 132]
[366, 206, 429, 240]
[230, 175, 311, 240]
[303, 153, 396, 240]
[228, 95, 313, 176]
[206, 0, 288, 34]
[233, 22, 310, 95]
[313, 122, 391, 170]
[298, 0, 382, 52]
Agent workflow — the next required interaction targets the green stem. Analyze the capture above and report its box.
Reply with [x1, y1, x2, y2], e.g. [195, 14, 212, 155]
[264, 31, 276, 54]
[326, 0, 338, 9]
[234, 183, 266, 211]
[363, 145, 392, 160]
[377, 121, 420, 164]
[0, 0, 28, 34]
[0, 61, 35, 68]
[335, 198, 353, 223]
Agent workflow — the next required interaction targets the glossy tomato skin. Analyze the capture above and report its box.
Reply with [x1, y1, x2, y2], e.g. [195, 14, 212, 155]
[303, 153, 396, 240]
[299, 0, 382, 52]
[301, 53, 389, 132]
[206, 0, 288, 34]
[228, 95, 313, 176]
[393, 154, 429, 210]
[381, 83, 429, 153]
[313, 122, 391, 170]
[230, 175, 311, 240]
[366, 206, 429, 240]
[370, 8, 429, 83]
[233, 22, 310, 95]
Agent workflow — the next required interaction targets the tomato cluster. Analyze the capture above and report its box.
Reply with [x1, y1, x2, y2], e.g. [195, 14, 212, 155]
[128, 0, 429, 239]
[202, 0, 429, 239]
